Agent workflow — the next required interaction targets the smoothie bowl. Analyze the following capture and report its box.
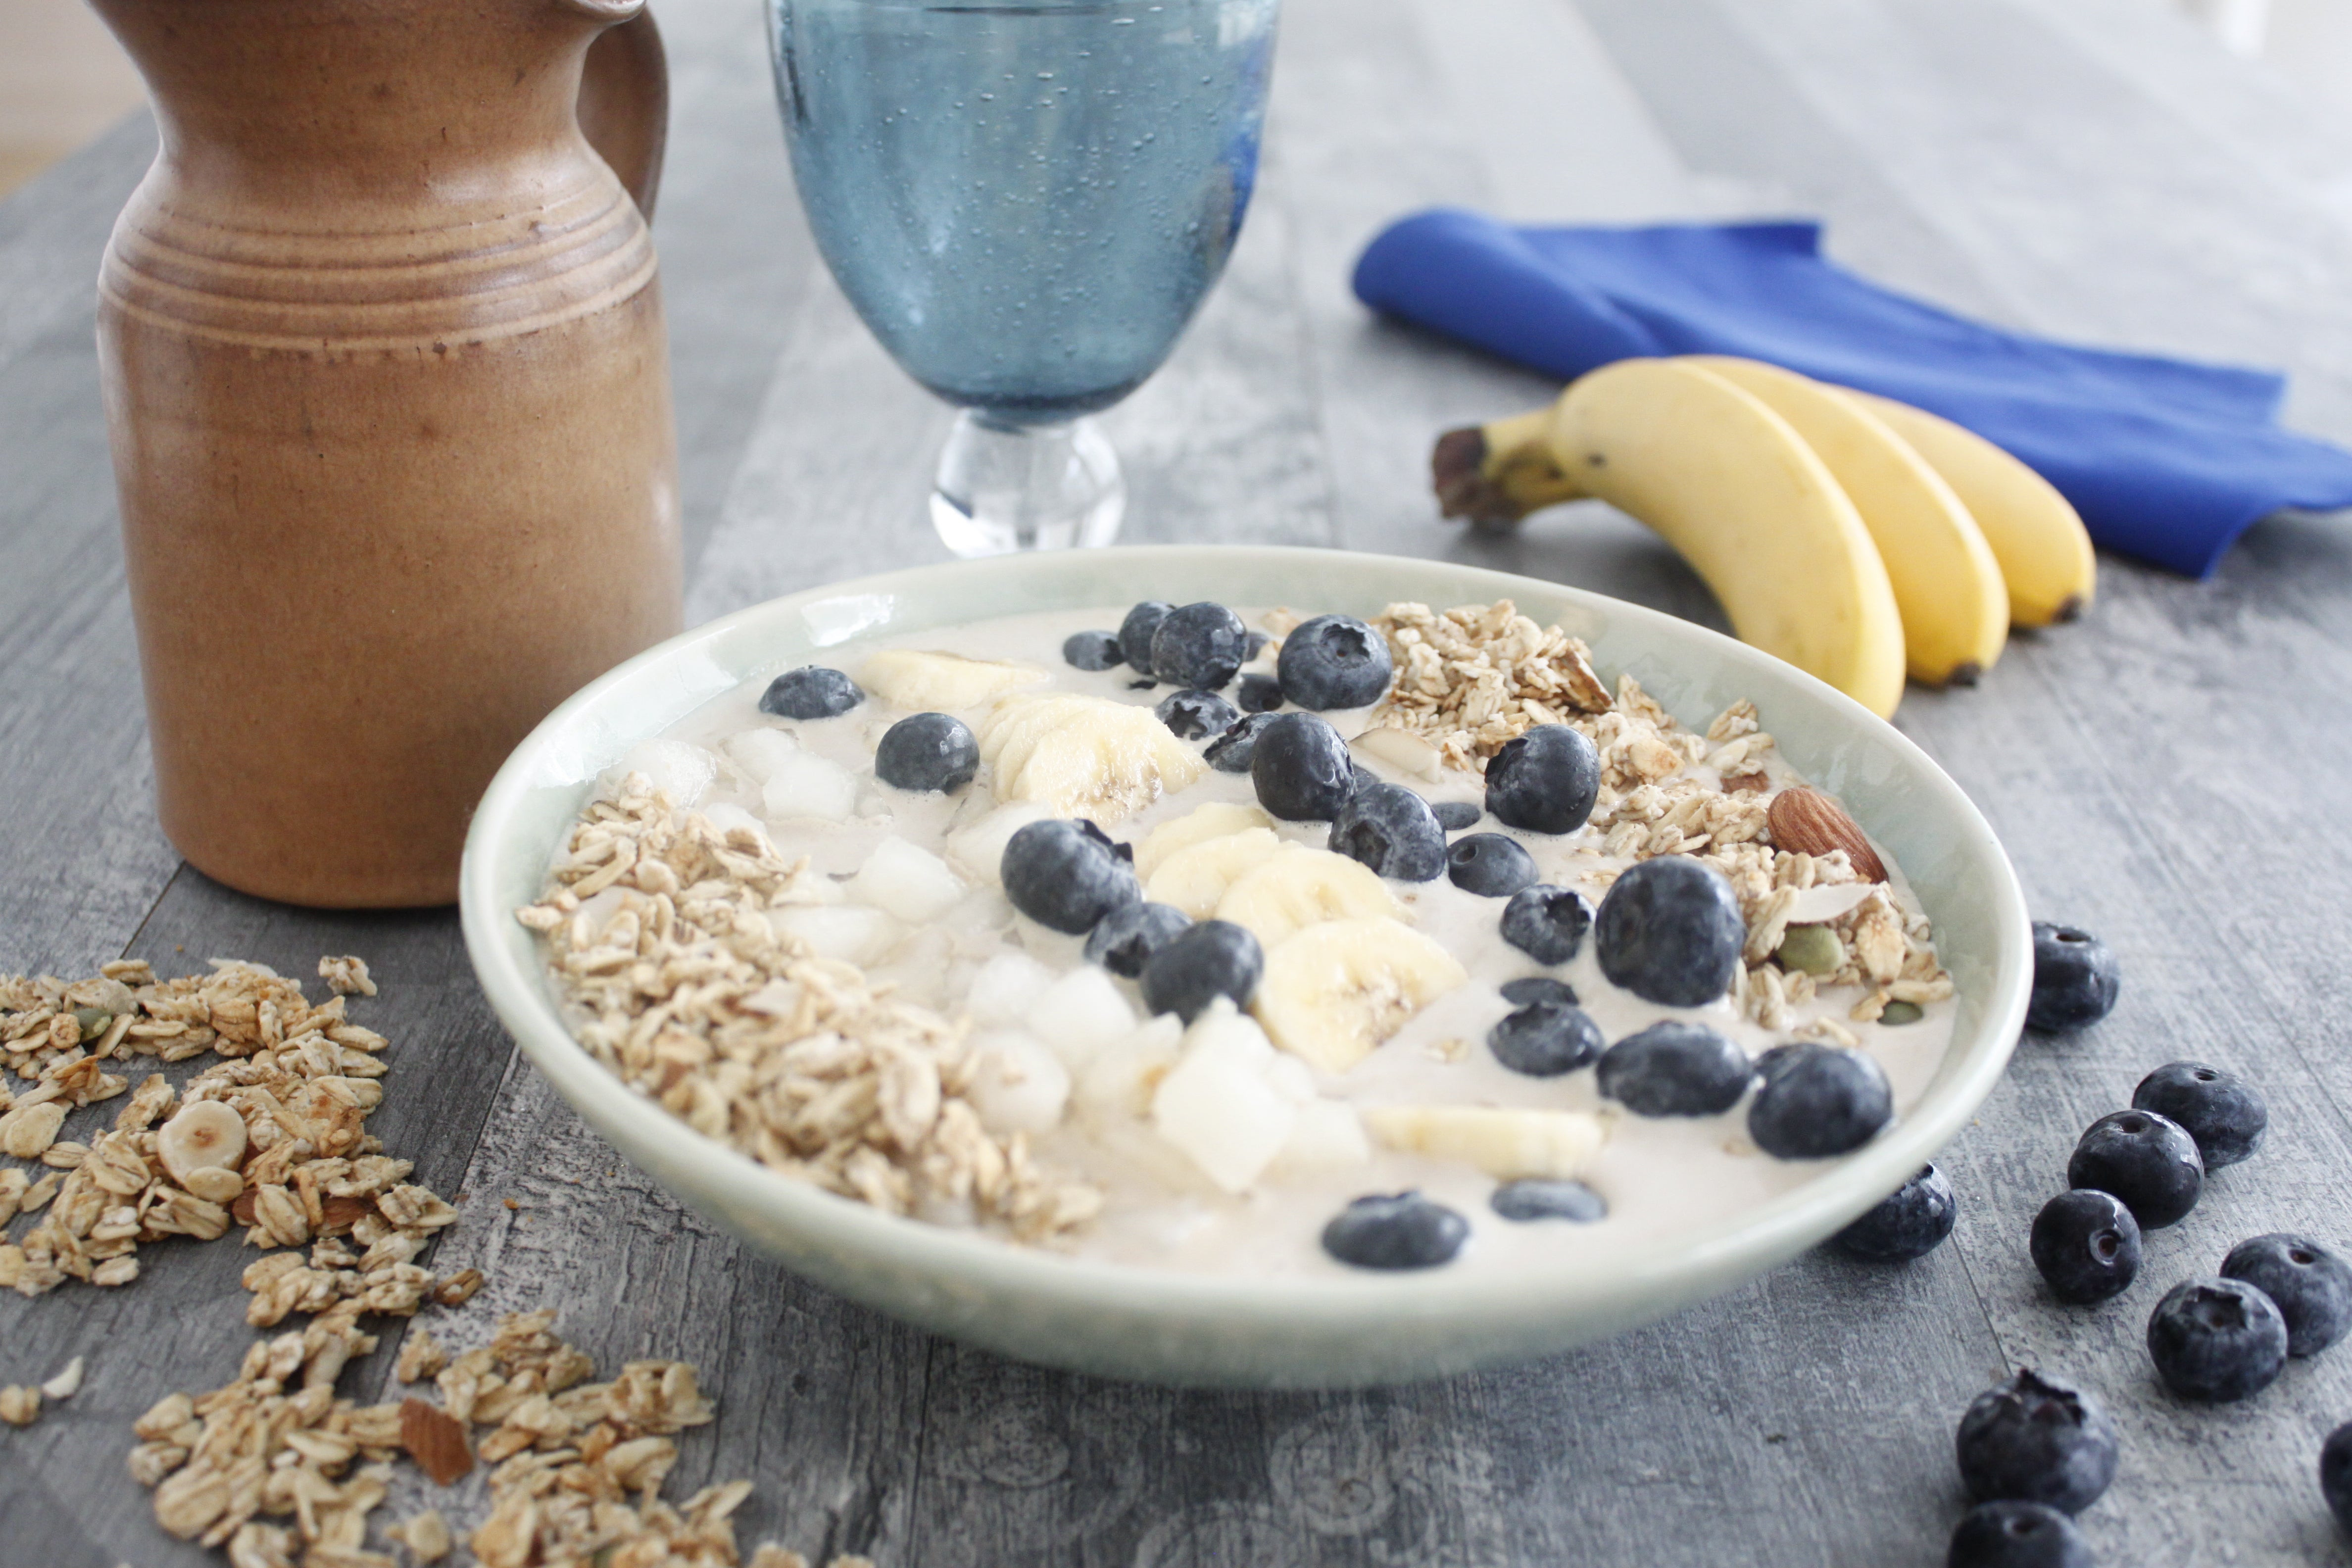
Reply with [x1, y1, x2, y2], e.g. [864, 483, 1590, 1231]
[459, 546, 2030, 1387]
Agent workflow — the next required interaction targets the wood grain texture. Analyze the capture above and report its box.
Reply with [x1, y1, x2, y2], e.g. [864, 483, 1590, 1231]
[6, 0, 2352, 1563]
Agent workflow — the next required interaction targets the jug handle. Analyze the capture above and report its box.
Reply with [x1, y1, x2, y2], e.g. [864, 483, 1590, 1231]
[576, 6, 669, 221]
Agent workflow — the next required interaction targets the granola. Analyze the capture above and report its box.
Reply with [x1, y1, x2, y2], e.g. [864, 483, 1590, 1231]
[0, 960, 471, 1326]
[517, 779, 1102, 1241]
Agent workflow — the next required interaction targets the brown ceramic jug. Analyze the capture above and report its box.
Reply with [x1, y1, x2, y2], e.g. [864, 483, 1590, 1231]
[93, 0, 685, 908]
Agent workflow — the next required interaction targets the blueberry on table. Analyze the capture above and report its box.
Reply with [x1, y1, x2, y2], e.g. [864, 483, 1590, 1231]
[1150, 601, 1249, 691]
[1204, 711, 1277, 774]
[758, 665, 863, 720]
[1062, 630, 1124, 671]
[1482, 723, 1600, 834]
[1154, 687, 1239, 740]
[873, 712, 979, 794]
[2323, 1422, 2352, 1533]
[1954, 1368, 2119, 1515]
[2029, 1189, 2141, 1305]
[2147, 1277, 2288, 1401]
[1486, 1000, 1605, 1078]
[2220, 1233, 2352, 1356]
[1833, 1163, 1956, 1262]
[1236, 672, 1284, 713]
[1499, 884, 1593, 966]
[1001, 818, 1140, 934]
[2067, 1109, 2203, 1228]
[1321, 1191, 1468, 1270]
[1249, 713, 1357, 821]
[1139, 919, 1264, 1023]
[1947, 1501, 2095, 1568]
[1597, 1021, 1753, 1117]
[1328, 783, 1446, 882]
[1491, 1178, 1607, 1224]
[1499, 976, 1577, 1008]
[1117, 600, 1174, 677]
[1446, 833, 1540, 898]
[2131, 1061, 2266, 1168]
[1429, 799, 1482, 832]
[1084, 901, 1192, 980]
[2026, 922, 2120, 1032]
[1276, 614, 1394, 709]
[1594, 856, 1747, 1006]
[1748, 1042, 1892, 1159]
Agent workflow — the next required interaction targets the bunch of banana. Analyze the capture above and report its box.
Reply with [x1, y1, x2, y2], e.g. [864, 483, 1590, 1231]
[1429, 357, 2096, 718]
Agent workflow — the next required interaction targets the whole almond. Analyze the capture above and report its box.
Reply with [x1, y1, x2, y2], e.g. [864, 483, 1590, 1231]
[1765, 786, 1888, 883]
[400, 1396, 474, 1485]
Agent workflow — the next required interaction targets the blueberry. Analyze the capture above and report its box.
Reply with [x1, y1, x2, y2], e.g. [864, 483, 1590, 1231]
[1593, 856, 1746, 1006]
[2147, 1276, 2289, 1401]
[1139, 919, 1263, 1023]
[1954, 1368, 2119, 1515]
[1491, 1179, 1607, 1224]
[1429, 800, 1482, 832]
[1001, 819, 1140, 935]
[1276, 614, 1393, 710]
[1062, 630, 1124, 671]
[1150, 602, 1248, 691]
[1320, 1192, 1467, 1270]
[1597, 1022, 1753, 1117]
[1446, 833, 1540, 898]
[872, 712, 978, 794]
[1499, 884, 1593, 966]
[1084, 901, 1192, 980]
[1349, 762, 1378, 798]
[2067, 1109, 2203, 1228]
[2221, 1233, 2352, 1357]
[2029, 1189, 2142, 1305]
[1487, 1001, 1605, 1078]
[1244, 630, 1272, 661]
[1482, 724, 1601, 835]
[1250, 713, 1356, 821]
[1236, 672, 1284, 713]
[2323, 1421, 2352, 1533]
[1328, 783, 1446, 882]
[1154, 688, 1239, 740]
[1947, 1501, 2095, 1568]
[1204, 712, 1277, 774]
[1834, 1163, 1957, 1262]
[1127, 679, 1157, 691]
[1118, 601, 1173, 677]
[2027, 923, 2120, 1032]
[1499, 976, 1577, 1008]
[759, 665, 863, 720]
[2131, 1061, 2266, 1169]
[1749, 1043, 1893, 1160]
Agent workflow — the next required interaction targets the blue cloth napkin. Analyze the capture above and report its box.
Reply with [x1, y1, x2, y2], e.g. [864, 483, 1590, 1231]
[1352, 209, 2352, 577]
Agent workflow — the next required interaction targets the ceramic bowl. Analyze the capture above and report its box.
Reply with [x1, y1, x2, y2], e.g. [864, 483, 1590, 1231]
[459, 545, 2030, 1388]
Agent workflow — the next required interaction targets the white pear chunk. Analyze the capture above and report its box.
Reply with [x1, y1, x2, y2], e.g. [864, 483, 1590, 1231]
[1027, 966, 1137, 1070]
[1150, 1001, 1294, 1193]
[967, 1032, 1072, 1135]
[848, 838, 965, 924]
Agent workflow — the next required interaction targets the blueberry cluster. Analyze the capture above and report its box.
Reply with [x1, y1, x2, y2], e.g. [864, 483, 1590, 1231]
[1927, 921, 2352, 1564]
[1065, 601, 1400, 726]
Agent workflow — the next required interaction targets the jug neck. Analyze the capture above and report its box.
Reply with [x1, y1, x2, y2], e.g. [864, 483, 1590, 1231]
[94, 0, 636, 225]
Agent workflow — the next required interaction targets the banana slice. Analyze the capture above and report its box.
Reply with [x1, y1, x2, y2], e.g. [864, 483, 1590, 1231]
[1843, 390, 2097, 628]
[1144, 828, 1285, 918]
[1687, 356, 2008, 688]
[978, 693, 1206, 828]
[860, 647, 1047, 711]
[1215, 844, 1406, 948]
[1252, 917, 1467, 1073]
[1361, 1104, 1607, 1180]
[1132, 801, 1274, 880]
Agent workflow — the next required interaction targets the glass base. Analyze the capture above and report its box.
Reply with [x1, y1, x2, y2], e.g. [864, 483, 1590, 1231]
[929, 411, 1125, 557]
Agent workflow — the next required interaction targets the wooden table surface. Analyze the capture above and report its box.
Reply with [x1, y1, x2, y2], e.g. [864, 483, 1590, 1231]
[9, 0, 2352, 1562]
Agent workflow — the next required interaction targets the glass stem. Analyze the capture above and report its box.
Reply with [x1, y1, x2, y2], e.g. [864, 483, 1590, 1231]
[929, 411, 1125, 556]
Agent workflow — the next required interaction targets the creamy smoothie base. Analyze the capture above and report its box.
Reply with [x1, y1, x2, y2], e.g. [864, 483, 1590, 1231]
[521, 601, 1954, 1279]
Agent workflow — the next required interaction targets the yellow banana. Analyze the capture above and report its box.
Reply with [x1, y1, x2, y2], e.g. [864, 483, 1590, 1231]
[1431, 406, 1584, 523]
[1842, 391, 2096, 627]
[1687, 357, 2008, 687]
[1542, 359, 1907, 719]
